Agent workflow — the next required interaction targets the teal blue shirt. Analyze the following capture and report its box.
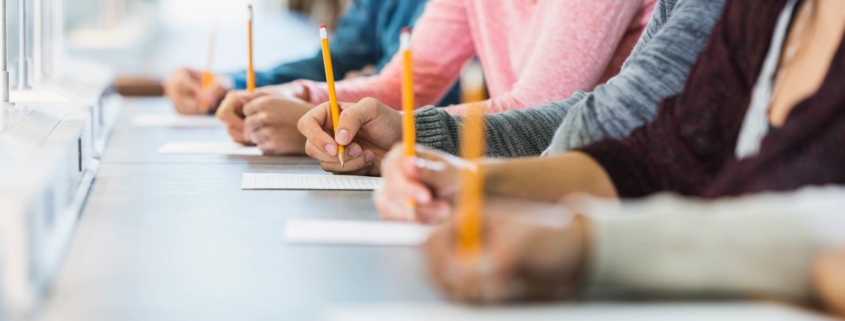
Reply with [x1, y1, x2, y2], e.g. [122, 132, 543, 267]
[230, 0, 460, 106]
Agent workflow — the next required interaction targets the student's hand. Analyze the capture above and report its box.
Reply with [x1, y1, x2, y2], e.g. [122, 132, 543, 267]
[814, 249, 845, 317]
[216, 90, 270, 144]
[425, 203, 588, 303]
[163, 68, 231, 115]
[297, 97, 403, 176]
[242, 95, 312, 155]
[375, 145, 469, 224]
[217, 83, 310, 144]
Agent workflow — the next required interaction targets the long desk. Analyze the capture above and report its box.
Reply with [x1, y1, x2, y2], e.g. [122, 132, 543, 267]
[33, 98, 841, 321]
[34, 98, 441, 321]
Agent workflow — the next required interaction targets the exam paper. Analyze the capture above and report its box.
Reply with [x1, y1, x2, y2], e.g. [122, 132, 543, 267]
[284, 219, 435, 246]
[242, 173, 383, 190]
[132, 113, 222, 128]
[325, 303, 833, 321]
[157, 142, 262, 156]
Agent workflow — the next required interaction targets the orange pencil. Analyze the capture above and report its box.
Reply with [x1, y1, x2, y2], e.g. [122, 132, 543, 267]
[456, 103, 485, 260]
[199, 25, 216, 111]
[319, 24, 345, 167]
[246, 5, 256, 93]
[401, 28, 416, 220]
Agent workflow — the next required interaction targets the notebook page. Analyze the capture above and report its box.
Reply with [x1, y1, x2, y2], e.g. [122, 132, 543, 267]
[284, 218, 434, 246]
[242, 173, 383, 190]
[132, 114, 222, 128]
[157, 142, 262, 155]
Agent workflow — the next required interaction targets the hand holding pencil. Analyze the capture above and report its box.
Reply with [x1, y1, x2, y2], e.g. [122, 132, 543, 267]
[424, 201, 589, 303]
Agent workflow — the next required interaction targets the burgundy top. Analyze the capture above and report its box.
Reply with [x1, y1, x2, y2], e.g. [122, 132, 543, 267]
[579, 0, 845, 199]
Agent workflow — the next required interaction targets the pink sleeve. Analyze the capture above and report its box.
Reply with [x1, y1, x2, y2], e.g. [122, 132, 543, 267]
[298, 0, 475, 109]
[445, 0, 645, 115]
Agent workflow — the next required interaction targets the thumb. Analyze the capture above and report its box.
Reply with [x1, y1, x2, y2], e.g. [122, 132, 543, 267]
[183, 69, 204, 84]
[335, 98, 384, 145]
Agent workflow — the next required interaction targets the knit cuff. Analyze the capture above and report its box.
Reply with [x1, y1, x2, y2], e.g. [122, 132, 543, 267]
[414, 106, 459, 155]
[587, 213, 676, 290]
[585, 206, 819, 300]
[295, 79, 330, 105]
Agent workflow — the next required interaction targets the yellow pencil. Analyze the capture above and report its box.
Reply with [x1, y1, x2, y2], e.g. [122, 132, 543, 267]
[456, 103, 485, 260]
[319, 24, 345, 167]
[246, 5, 255, 93]
[401, 28, 416, 220]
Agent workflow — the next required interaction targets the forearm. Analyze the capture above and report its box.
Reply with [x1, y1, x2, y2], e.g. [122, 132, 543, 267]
[546, 0, 726, 154]
[484, 104, 570, 157]
[229, 55, 325, 89]
[579, 188, 845, 300]
[484, 152, 618, 203]
[414, 103, 568, 157]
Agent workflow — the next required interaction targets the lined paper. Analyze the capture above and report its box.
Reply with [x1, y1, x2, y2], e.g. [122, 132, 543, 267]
[242, 173, 383, 190]
[132, 113, 222, 128]
[285, 219, 434, 246]
[157, 142, 262, 155]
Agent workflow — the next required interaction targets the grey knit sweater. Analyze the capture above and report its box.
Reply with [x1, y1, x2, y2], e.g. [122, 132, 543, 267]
[413, 0, 726, 157]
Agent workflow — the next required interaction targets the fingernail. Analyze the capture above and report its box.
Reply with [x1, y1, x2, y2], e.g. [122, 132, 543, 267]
[364, 151, 375, 163]
[348, 144, 362, 158]
[337, 130, 350, 144]
[324, 144, 336, 156]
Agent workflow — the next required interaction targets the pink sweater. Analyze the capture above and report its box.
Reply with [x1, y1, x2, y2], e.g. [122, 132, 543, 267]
[298, 0, 657, 115]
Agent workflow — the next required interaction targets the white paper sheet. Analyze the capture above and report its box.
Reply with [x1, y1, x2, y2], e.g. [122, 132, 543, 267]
[157, 142, 262, 156]
[325, 303, 833, 321]
[242, 173, 383, 190]
[132, 113, 222, 128]
[284, 218, 434, 246]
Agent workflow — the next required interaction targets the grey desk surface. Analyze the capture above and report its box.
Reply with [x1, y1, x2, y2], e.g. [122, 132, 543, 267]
[35, 98, 441, 321]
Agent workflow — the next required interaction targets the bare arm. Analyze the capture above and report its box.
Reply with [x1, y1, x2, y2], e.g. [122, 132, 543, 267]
[485, 152, 619, 203]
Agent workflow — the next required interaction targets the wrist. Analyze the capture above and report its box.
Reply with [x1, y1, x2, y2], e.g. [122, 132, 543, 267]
[481, 159, 505, 196]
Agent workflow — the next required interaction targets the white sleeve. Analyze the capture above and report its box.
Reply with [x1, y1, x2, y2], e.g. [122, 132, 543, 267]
[576, 186, 845, 301]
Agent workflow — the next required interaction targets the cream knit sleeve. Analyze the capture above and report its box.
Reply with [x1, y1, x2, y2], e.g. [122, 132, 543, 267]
[577, 187, 845, 301]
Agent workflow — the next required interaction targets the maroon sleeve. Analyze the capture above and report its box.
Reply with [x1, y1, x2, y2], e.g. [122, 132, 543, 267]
[705, 61, 845, 197]
[578, 0, 785, 198]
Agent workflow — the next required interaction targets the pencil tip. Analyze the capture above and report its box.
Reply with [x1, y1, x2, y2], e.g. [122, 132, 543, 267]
[319, 24, 327, 29]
